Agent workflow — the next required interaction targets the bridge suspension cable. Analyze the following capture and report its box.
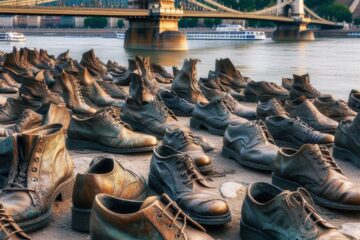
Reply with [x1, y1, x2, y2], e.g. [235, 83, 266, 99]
[251, 0, 293, 15]
[201, 0, 243, 13]
[187, 0, 217, 11]
[304, 5, 333, 24]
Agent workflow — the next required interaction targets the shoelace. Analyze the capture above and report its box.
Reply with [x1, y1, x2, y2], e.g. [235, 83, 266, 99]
[182, 131, 200, 146]
[222, 95, 238, 112]
[153, 98, 177, 119]
[14, 111, 30, 132]
[158, 200, 188, 239]
[304, 79, 320, 95]
[272, 99, 288, 115]
[256, 120, 276, 144]
[105, 107, 133, 130]
[40, 80, 60, 100]
[285, 188, 327, 232]
[71, 78, 86, 103]
[294, 117, 315, 134]
[315, 146, 343, 174]
[0, 204, 26, 240]
[176, 155, 203, 187]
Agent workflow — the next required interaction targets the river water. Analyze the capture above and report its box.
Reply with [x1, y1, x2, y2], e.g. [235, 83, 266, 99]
[0, 36, 359, 99]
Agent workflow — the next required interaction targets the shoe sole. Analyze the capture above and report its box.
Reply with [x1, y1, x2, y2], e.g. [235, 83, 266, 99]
[18, 175, 75, 232]
[148, 173, 231, 225]
[271, 173, 360, 211]
[333, 145, 360, 168]
[240, 221, 273, 240]
[221, 146, 273, 171]
[71, 188, 148, 232]
[66, 139, 155, 154]
[190, 118, 225, 136]
[121, 116, 164, 139]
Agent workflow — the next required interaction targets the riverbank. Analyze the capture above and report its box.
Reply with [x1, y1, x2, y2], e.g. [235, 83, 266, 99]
[0, 27, 360, 38]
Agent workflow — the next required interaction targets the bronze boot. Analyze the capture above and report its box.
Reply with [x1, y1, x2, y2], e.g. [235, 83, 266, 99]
[0, 79, 18, 93]
[134, 56, 160, 95]
[58, 71, 97, 114]
[80, 49, 112, 81]
[0, 204, 31, 240]
[67, 107, 158, 153]
[0, 124, 74, 232]
[96, 81, 128, 100]
[43, 103, 71, 132]
[0, 137, 14, 189]
[215, 58, 248, 91]
[1, 72, 21, 89]
[19, 71, 64, 106]
[171, 58, 207, 104]
[129, 72, 156, 103]
[0, 98, 41, 125]
[290, 73, 321, 100]
[72, 156, 147, 232]
[90, 194, 214, 240]
[79, 68, 122, 107]
[2, 49, 33, 82]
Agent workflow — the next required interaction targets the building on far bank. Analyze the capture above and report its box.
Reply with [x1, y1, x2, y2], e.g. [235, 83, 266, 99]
[14, 16, 41, 28]
[75, 17, 85, 28]
[0, 16, 14, 28]
[41, 16, 61, 28]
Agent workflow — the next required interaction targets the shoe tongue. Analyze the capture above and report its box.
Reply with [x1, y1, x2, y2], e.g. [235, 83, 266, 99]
[140, 195, 160, 210]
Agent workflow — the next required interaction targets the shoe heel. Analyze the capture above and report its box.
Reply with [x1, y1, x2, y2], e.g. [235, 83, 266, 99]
[190, 118, 204, 130]
[240, 221, 271, 240]
[71, 207, 91, 232]
[56, 177, 75, 202]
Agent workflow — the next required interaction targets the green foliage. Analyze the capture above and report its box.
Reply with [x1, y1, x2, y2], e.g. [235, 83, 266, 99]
[117, 19, 125, 28]
[304, 0, 352, 23]
[84, 17, 108, 28]
[204, 18, 222, 28]
[179, 18, 199, 28]
[354, 18, 360, 25]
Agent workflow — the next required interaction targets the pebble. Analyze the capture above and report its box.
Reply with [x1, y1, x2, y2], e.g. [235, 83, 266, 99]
[220, 182, 247, 199]
[339, 222, 360, 240]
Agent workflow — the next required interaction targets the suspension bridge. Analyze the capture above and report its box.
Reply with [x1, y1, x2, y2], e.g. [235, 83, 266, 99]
[0, 0, 342, 50]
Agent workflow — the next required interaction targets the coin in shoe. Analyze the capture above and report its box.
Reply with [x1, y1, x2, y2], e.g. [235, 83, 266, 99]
[90, 193, 214, 240]
[334, 114, 360, 168]
[149, 145, 231, 225]
[313, 95, 356, 122]
[285, 96, 338, 134]
[256, 97, 289, 119]
[67, 107, 157, 153]
[348, 89, 360, 112]
[0, 124, 74, 232]
[290, 73, 321, 100]
[190, 97, 248, 136]
[265, 115, 334, 148]
[163, 128, 213, 173]
[272, 144, 360, 211]
[72, 156, 147, 232]
[244, 81, 289, 102]
[222, 120, 278, 171]
[240, 182, 351, 240]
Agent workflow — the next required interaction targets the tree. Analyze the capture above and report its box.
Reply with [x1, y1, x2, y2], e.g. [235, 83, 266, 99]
[354, 18, 360, 25]
[84, 17, 108, 28]
[117, 19, 125, 28]
[318, 3, 352, 23]
[179, 18, 199, 28]
[204, 18, 222, 28]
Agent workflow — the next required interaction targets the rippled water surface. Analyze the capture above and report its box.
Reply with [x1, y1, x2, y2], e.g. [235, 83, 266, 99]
[1, 36, 359, 99]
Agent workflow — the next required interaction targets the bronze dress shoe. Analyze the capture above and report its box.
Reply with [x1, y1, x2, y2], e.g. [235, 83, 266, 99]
[0, 124, 74, 232]
[257, 97, 289, 120]
[151, 63, 173, 83]
[222, 120, 278, 171]
[163, 127, 213, 173]
[244, 81, 289, 102]
[240, 182, 351, 240]
[265, 115, 334, 148]
[0, 97, 41, 125]
[313, 95, 356, 122]
[80, 49, 113, 81]
[285, 96, 338, 134]
[159, 90, 195, 117]
[96, 81, 128, 100]
[348, 89, 360, 112]
[67, 107, 157, 153]
[334, 114, 360, 167]
[215, 58, 248, 91]
[190, 97, 248, 136]
[72, 156, 147, 232]
[0, 79, 18, 93]
[149, 145, 231, 225]
[90, 194, 214, 240]
[0, 203, 31, 240]
[272, 144, 360, 210]
[290, 73, 321, 100]
[121, 97, 181, 139]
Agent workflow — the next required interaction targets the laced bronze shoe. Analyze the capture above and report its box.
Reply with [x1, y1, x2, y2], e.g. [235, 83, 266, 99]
[27, 48, 53, 71]
[272, 144, 360, 211]
[39, 49, 56, 67]
[171, 59, 207, 104]
[56, 49, 71, 64]
[290, 73, 321, 100]
[0, 98, 41, 125]
[80, 49, 113, 81]
[67, 107, 157, 153]
[2, 48, 33, 82]
[0, 79, 17, 93]
[151, 62, 173, 83]
[96, 81, 128, 99]
[19, 71, 64, 106]
[282, 77, 294, 90]
[79, 68, 122, 107]
[129, 72, 156, 104]
[0, 204, 31, 240]
[133, 56, 160, 95]
[215, 58, 249, 91]
[121, 96, 181, 139]
[1, 73, 20, 89]
[163, 127, 213, 173]
[159, 89, 195, 117]
[0, 124, 74, 232]
[58, 71, 97, 114]
[54, 59, 79, 77]
[90, 193, 214, 240]
[240, 182, 351, 240]
[244, 81, 289, 102]
[313, 95, 356, 122]
[149, 145, 231, 225]
[72, 156, 147, 232]
[257, 97, 289, 119]
[19, 48, 39, 74]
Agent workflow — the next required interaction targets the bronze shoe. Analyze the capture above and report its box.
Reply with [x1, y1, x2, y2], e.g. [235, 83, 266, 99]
[72, 156, 147, 232]
[240, 182, 351, 240]
[2, 48, 33, 82]
[0, 79, 17, 93]
[149, 145, 231, 225]
[0, 124, 74, 232]
[0, 137, 14, 189]
[272, 144, 360, 210]
[90, 193, 214, 240]
[80, 49, 113, 81]
[0, 204, 31, 240]
[282, 77, 293, 90]
[290, 73, 321, 100]
[79, 68, 122, 107]
[348, 89, 360, 112]
[1, 73, 20, 89]
[0, 98, 41, 125]
[171, 58, 207, 104]
[67, 107, 157, 153]
[244, 81, 289, 102]
[58, 71, 97, 114]
[27, 48, 53, 71]
[56, 49, 70, 64]
[215, 58, 248, 91]
[129, 72, 156, 104]
[257, 97, 289, 119]
[133, 56, 160, 95]
[151, 62, 173, 83]
[96, 81, 128, 99]
[163, 127, 213, 173]
[313, 95, 356, 122]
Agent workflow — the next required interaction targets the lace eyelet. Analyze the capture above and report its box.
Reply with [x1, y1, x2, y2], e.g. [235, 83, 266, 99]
[175, 233, 182, 239]
[167, 224, 173, 229]
[157, 214, 163, 219]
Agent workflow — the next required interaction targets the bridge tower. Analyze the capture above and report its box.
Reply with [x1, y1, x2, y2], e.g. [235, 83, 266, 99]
[124, 0, 188, 50]
[273, 0, 314, 41]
